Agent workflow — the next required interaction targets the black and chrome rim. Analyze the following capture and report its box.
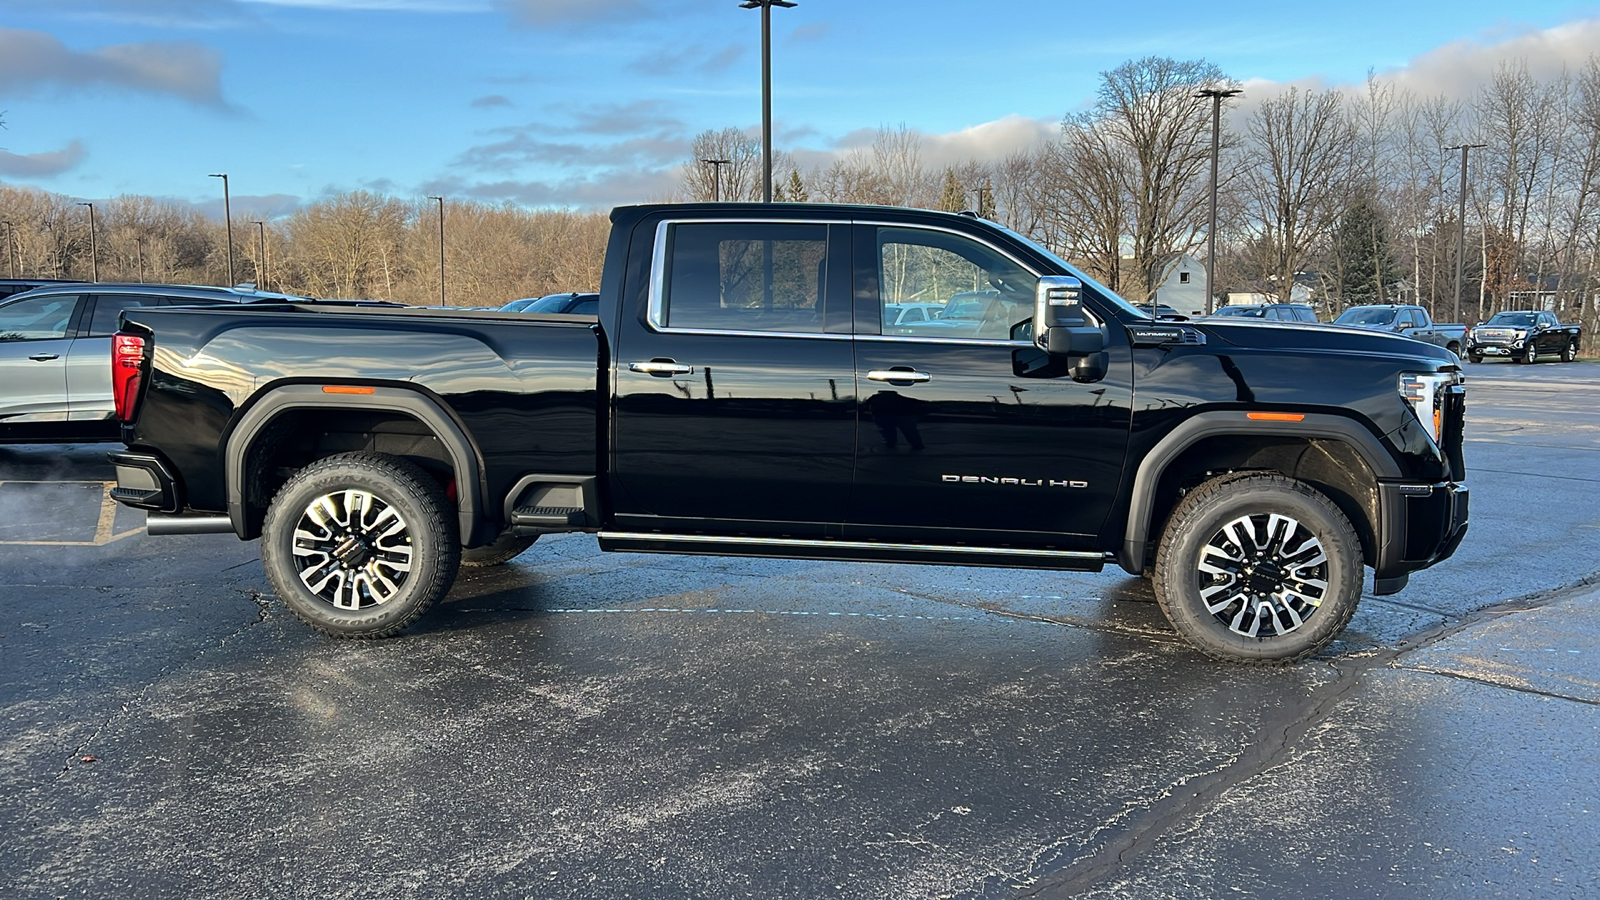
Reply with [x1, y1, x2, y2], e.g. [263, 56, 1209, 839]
[1195, 512, 1329, 638]
[291, 490, 414, 609]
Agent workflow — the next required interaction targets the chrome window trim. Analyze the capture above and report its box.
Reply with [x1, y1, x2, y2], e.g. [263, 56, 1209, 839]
[646, 217, 1043, 345]
[599, 531, 1105, 561]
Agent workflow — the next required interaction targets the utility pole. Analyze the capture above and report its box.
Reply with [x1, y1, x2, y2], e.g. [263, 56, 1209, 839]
[702, 158, 731, 201]
[209, 173, 235, 286]
[739, 0, 796, 203]
[253, 221, 268, 291]
[1197, 87, 1241, 314]
[427, 196, 446, 305]
[77, 202, 99, 282]
[1445, 143, 1486, 325]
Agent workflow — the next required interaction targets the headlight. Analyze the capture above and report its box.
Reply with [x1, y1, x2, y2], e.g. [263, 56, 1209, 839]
[1399, 372, 1456, 444]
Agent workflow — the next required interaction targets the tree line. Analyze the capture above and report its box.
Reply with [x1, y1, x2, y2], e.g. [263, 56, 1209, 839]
[4, 54, 1598, 351]
[0, 186, 610, 306]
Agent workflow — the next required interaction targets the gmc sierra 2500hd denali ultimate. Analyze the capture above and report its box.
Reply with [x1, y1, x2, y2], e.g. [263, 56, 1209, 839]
[107, 203, 1468, 663]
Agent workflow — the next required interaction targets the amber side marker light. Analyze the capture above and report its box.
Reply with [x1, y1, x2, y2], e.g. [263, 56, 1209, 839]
[1247, 412, 1306, 422]
[322, 385, 376, 395]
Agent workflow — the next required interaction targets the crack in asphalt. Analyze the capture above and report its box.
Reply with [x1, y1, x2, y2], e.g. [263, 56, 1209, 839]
[1393, 665, 1600, 708]
[51, 588, 272, 781]
[987, 571, 1600, 899]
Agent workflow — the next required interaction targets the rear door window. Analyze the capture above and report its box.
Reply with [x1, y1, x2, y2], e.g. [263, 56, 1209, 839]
[86, 294, 164, 337]
[657, 222, 829, 334]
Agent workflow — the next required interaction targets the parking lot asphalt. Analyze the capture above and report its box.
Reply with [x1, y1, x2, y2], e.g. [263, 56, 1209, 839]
[1, 360, 1598, 899]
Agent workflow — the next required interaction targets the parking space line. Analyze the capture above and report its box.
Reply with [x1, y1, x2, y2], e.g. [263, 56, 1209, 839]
[0, 481, 144, 547]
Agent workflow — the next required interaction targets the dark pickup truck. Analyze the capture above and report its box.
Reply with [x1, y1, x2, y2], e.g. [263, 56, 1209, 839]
[108, 203, 1469, 664]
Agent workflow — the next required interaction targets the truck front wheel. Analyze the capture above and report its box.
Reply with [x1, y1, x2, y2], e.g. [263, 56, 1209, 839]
[1152, 473, 1362, 664]
[261, 452, 461, 638]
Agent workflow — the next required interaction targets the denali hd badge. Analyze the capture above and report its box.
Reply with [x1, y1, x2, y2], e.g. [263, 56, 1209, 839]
[942, 475, 1088, 488]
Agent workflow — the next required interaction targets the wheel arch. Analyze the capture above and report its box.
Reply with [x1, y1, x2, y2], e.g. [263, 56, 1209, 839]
[1118, 413, 1401, 576]
[225, 384, 489, 545]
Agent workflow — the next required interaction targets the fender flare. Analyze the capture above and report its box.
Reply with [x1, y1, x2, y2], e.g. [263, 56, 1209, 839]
[225, 384, 486, 544]
[1117, 411, 1401, 575]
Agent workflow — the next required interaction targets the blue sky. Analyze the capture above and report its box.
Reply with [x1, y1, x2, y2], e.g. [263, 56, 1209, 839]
[2, 0, 1598, 218]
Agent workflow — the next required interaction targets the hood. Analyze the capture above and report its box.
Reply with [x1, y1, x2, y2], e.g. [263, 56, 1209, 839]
[1192, 319, 1457, 363]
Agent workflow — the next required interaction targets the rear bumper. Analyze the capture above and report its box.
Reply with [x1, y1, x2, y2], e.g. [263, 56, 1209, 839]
[1372, 480, 1469, 594]
[108, 450, 180, 513]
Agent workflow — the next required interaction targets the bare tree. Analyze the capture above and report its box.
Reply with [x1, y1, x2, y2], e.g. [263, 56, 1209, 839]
[1236, 87, 1357, 304]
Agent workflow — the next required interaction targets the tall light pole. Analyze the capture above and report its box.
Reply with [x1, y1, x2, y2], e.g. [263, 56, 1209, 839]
[1445, 143, 1486, 325]
[739, 0, 796, 203]
[77, 202, 99, 282]
[702, 158, 731, 201]
[1197, 87, 1241, 315]
[209, 173, 235, 286]
[253, 221, 268, 291]
[427, 196, 446, 305]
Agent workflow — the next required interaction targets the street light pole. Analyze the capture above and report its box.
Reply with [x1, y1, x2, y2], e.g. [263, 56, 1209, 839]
[253, 221, 268, 291]
[1197, 87, 1241, 315]
[702, 158, 731, 202]
[1445, 143, 1486, 325]
[209, 173, 235, 286]
[77, 202, 99, 282]
[427, 196, 446, 305]
[739, 0, 796, 203]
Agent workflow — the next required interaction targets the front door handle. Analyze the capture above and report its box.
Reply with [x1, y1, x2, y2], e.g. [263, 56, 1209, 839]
[867, 367, 931, 384]
[629, 359, 695, 376]
[29, 353, 60, 362]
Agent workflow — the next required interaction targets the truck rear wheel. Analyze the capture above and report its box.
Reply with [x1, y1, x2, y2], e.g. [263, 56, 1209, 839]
[1153, 473, 1362, 664]
[461, 531, 538, 567]
[261, 452, 460, 638]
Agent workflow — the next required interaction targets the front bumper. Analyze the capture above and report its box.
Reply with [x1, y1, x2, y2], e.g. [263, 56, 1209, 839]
[1372, 480, 1469, 594]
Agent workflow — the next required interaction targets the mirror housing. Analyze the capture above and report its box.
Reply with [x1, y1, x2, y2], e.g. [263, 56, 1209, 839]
[1034, 276, 1109, 382]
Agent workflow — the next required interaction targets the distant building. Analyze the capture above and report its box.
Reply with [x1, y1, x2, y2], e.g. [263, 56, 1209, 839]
[1150, 253, 1207, 316]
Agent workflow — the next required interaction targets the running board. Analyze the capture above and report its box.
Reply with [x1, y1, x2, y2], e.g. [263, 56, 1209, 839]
[596, 532, 1107, 571]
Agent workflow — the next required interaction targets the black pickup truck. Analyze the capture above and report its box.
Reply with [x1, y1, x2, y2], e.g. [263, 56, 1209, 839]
[108, 203, 1468, 663]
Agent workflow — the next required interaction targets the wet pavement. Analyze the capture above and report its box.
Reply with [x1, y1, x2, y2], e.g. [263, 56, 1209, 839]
[1, 361, 1597, 898]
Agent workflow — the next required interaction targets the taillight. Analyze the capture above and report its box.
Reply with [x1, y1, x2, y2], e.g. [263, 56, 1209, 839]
[113, 333, 147, 422]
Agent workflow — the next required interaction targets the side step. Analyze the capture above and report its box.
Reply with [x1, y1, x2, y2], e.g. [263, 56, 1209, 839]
[511, 505, 587, 528]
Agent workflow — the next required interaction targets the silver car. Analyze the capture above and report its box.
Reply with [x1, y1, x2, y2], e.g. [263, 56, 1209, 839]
[0, 283, 304, 444]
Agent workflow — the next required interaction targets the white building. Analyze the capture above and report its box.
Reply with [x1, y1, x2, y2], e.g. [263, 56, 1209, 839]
[1150, 253, 1207, 316]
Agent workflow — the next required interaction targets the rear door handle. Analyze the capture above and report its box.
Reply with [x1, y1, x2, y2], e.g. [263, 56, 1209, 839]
[29, 353, 60, 362]
[629, 359, 695, 376]
[866, 368, 931, 384]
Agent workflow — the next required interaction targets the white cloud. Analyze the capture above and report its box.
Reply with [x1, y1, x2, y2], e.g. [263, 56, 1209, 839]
[0, 28, 231, 109]
[0, 140, 88, 178]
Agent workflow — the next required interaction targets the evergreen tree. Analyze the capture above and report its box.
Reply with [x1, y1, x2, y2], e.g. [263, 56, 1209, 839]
[785, 168, 808, 203]
[1334, 194, 1399, 305]
[938, 168, 965, 212]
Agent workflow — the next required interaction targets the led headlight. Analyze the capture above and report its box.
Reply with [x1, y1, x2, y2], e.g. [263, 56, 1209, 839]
[1399, 372, 1456, 444]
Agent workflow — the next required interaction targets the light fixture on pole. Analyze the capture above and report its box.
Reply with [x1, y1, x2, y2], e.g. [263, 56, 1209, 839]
[77, 202, 99, 282]
[1444, 143, 1486, 325]
[427, 196, 446, 305]
[1196, 87, 1241, 315]
[702, 158, 731, 202]
[253, 221, 268, 291]
[209, 173, 235, 286]
[738, 0, 796, 203]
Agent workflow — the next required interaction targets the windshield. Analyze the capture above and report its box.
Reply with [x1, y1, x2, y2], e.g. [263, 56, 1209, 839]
[1336, 308, 1398, 326]
[1212, 306, 1266, 317]
[523, 293, 578, 314]
[1485, 312, 1537, 328]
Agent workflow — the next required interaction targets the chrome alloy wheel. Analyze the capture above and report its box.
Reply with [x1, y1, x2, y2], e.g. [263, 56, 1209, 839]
[290, 489, 414, 609]
[1195, 512, 1329, 638]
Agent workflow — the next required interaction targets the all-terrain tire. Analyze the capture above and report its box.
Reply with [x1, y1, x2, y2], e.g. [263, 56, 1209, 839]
[1563, 341, 1578, 363]
[261, 452, 460, 638]
[1152, 472, 1363, 664]
[461, 531, 538, 567]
